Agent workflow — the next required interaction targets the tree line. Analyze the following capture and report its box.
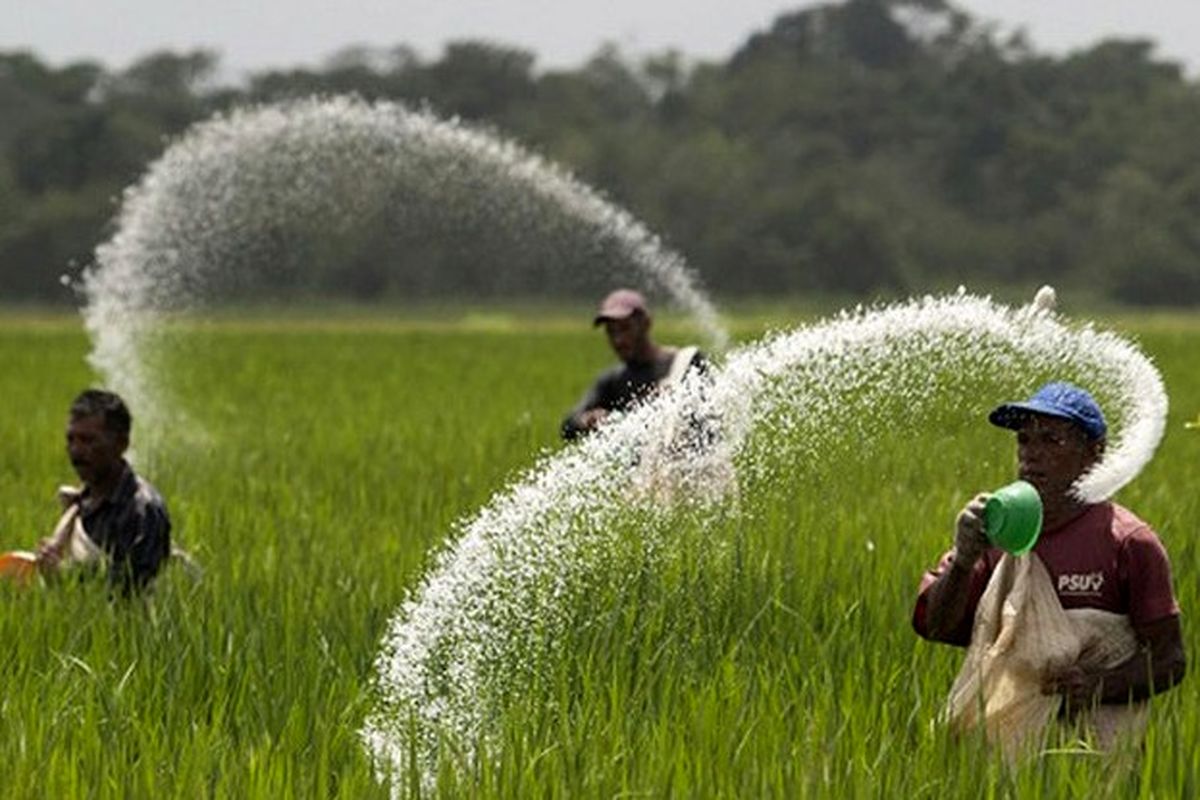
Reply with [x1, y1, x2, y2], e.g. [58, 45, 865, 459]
[3, 0, 1198, 305]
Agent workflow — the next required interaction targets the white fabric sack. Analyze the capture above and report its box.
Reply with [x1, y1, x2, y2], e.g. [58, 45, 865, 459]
[49, 503, 105, 568]
[943, 552, 1146, 762]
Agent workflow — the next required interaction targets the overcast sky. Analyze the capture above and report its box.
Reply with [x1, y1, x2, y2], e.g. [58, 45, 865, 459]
[6, 0, 1200, 78]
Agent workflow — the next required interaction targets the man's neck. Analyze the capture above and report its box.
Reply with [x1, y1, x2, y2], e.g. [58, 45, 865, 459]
[1042, 496, 1092, 533]
[627, 343, 665, 368]
[85, 462, 128, 504]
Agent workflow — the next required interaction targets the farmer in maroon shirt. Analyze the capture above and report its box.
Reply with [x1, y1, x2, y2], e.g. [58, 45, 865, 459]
[914, 382, 1185, 712]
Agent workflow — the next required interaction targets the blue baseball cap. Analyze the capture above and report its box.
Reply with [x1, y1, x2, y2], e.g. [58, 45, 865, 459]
[989, 381, 1107, 441]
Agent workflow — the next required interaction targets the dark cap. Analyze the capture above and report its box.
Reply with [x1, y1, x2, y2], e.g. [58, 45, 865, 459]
[593, 288, 649, 326]
[988, 381, 1107, 441]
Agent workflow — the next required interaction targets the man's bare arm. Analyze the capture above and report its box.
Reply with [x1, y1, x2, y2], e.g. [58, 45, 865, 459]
[923, 494, 990, 641]
[924, 560, 981, 640]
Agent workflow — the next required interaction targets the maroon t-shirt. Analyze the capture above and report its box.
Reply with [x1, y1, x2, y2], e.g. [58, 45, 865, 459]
[913, 501, 1180, 646]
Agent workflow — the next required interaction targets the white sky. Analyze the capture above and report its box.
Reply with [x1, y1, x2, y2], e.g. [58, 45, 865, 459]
[4, 0, 1199, 79]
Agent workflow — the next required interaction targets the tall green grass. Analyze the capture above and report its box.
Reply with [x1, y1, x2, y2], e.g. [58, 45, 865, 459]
[0, 314, 1196, 798]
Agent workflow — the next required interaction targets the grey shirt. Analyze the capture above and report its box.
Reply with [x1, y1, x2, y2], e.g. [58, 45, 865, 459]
[561, 349, 707, 440]
[78, 462, 172, 595]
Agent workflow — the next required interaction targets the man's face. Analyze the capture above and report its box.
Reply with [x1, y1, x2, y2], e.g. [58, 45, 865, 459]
[603, 314, 649, 363]
[1015, 414, 1102, 501]
[66, 412, 126, 487]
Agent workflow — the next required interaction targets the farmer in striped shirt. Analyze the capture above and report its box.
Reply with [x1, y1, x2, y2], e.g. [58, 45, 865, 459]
[37, 389, 172, 596]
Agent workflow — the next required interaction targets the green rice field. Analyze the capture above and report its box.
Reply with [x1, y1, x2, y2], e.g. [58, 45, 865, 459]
[0, 309, 1196, 798]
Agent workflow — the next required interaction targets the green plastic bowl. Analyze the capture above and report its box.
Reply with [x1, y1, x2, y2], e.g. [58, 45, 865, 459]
[984, 480, 1043, 556]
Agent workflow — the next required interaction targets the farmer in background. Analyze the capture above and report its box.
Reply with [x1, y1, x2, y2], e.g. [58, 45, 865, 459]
[913, 382, 1184, 756]
[37, 389, 171, 596]
[561, 288, 706, 440]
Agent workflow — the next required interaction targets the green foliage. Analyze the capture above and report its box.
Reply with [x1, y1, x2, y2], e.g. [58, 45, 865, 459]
[2, 1, 1200, 305]
[0, 312, 1196, 797]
